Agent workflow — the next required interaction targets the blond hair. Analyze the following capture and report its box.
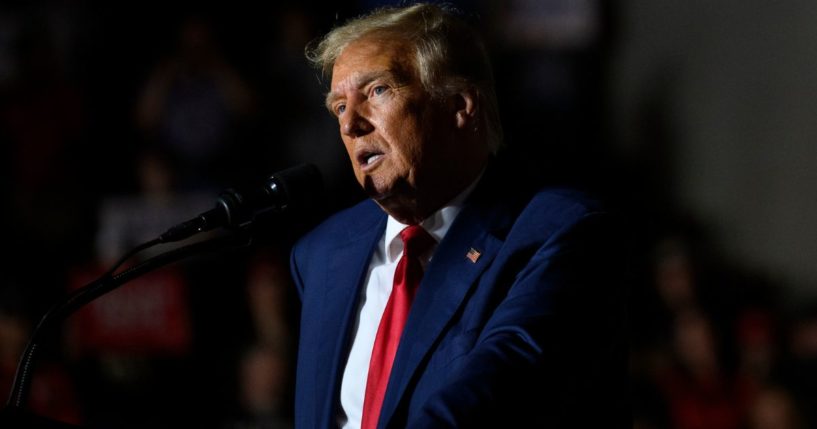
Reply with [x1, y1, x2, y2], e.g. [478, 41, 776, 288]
[306, 3, 503, 152]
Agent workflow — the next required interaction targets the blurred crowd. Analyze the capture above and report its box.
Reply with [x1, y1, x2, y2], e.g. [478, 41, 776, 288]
[0, 1, 815, 428]
[629, 215, 817, 429]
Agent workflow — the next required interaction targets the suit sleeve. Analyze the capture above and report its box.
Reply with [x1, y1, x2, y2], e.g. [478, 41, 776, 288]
[408, 211, 632, 428]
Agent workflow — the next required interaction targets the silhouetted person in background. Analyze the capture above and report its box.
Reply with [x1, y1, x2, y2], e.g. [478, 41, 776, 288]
[135, 14, 256, 191]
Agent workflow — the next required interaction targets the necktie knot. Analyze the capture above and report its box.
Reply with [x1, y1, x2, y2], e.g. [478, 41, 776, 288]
[399, 225, 435, 259]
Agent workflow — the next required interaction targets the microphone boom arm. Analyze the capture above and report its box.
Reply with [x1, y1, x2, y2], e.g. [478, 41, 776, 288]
[5, 231, 253, 410]
[5, 163, 322, 414]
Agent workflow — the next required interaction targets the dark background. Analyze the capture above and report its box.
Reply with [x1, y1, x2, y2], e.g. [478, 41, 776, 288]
[1, 1, 815, 428]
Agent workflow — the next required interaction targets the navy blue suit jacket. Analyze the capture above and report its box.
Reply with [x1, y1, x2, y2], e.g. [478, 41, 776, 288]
[289, 167, 631, 428]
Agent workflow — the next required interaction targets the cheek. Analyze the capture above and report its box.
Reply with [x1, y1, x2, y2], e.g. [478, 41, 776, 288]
[341, 138, 364, 177]
[396, 126, 431, 171]
[342, 138, 355, 162]
[383, 114, 424, 162]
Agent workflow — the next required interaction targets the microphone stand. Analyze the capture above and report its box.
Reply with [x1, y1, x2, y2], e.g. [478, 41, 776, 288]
[2, 227, 254, 428]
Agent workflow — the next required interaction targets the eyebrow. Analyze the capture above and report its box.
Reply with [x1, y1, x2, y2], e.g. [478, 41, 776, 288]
[324, 69, 397, 113]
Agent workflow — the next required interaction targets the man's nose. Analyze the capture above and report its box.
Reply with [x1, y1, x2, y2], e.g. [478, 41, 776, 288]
[341, 106, 374, 138]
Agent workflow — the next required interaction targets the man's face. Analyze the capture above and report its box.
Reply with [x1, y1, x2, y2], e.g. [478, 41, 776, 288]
[327, 36, 454, 222]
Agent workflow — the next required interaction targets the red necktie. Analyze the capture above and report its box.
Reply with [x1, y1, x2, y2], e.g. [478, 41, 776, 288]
[361, 225, 435, 429]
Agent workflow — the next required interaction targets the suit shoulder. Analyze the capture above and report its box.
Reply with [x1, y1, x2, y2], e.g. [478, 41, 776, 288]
[525, 186, 609, 221]
[493, 186, 625, 264]
[502, 185, 624, 244]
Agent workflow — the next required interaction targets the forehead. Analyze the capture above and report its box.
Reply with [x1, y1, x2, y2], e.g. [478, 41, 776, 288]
[330, 35, 416, 89]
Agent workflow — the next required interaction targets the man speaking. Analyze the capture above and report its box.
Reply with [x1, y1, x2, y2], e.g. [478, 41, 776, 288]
[289, 3, 630, 427]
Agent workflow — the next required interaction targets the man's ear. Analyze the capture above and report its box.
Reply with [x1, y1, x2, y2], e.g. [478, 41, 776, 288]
[453, 89, 478, 129]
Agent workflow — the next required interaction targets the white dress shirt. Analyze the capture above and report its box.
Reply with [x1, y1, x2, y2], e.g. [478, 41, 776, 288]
[337, 178, 480, 428]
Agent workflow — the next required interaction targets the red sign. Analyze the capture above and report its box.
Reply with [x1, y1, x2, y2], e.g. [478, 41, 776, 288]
[67, 264, 192, 356]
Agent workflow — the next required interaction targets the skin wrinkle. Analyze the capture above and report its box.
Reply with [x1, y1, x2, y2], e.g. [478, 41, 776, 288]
[325, 70, 409, 115]
[329, 35, 489, 225]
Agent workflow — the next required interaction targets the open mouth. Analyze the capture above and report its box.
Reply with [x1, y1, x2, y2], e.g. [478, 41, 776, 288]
[358, 150, 385, 170]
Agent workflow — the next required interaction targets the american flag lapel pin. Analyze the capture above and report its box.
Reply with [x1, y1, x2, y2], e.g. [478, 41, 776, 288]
[465, 247, 481, 263]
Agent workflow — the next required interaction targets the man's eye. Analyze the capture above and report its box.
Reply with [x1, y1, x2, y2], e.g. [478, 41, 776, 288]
[373, 86, 387, 96]
[337, 104, 346, 115]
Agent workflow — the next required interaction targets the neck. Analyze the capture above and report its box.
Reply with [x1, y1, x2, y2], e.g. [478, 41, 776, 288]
[379, 158, 487, 224]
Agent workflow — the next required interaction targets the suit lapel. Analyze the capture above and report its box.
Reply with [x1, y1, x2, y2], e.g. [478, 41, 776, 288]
[377, 195, 512, 426]
[313, 203, 387, 427]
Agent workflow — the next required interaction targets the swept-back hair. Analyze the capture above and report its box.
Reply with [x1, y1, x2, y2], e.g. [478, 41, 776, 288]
[306, 3, 503, 152]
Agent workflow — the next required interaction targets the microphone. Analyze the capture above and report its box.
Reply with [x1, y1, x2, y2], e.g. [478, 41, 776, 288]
[159, 163, 323, 242]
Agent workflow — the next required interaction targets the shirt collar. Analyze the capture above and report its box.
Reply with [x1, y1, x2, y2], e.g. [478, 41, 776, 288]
[383, 172, 483, 263]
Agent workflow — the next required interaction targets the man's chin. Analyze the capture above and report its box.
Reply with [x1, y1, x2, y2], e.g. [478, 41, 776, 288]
[363, 179, 422, 223]
[362, 175, 392, 201]
[369, 190, 403, 211]
[374, 199, 422, 224]
[367, 190, 422, 224]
